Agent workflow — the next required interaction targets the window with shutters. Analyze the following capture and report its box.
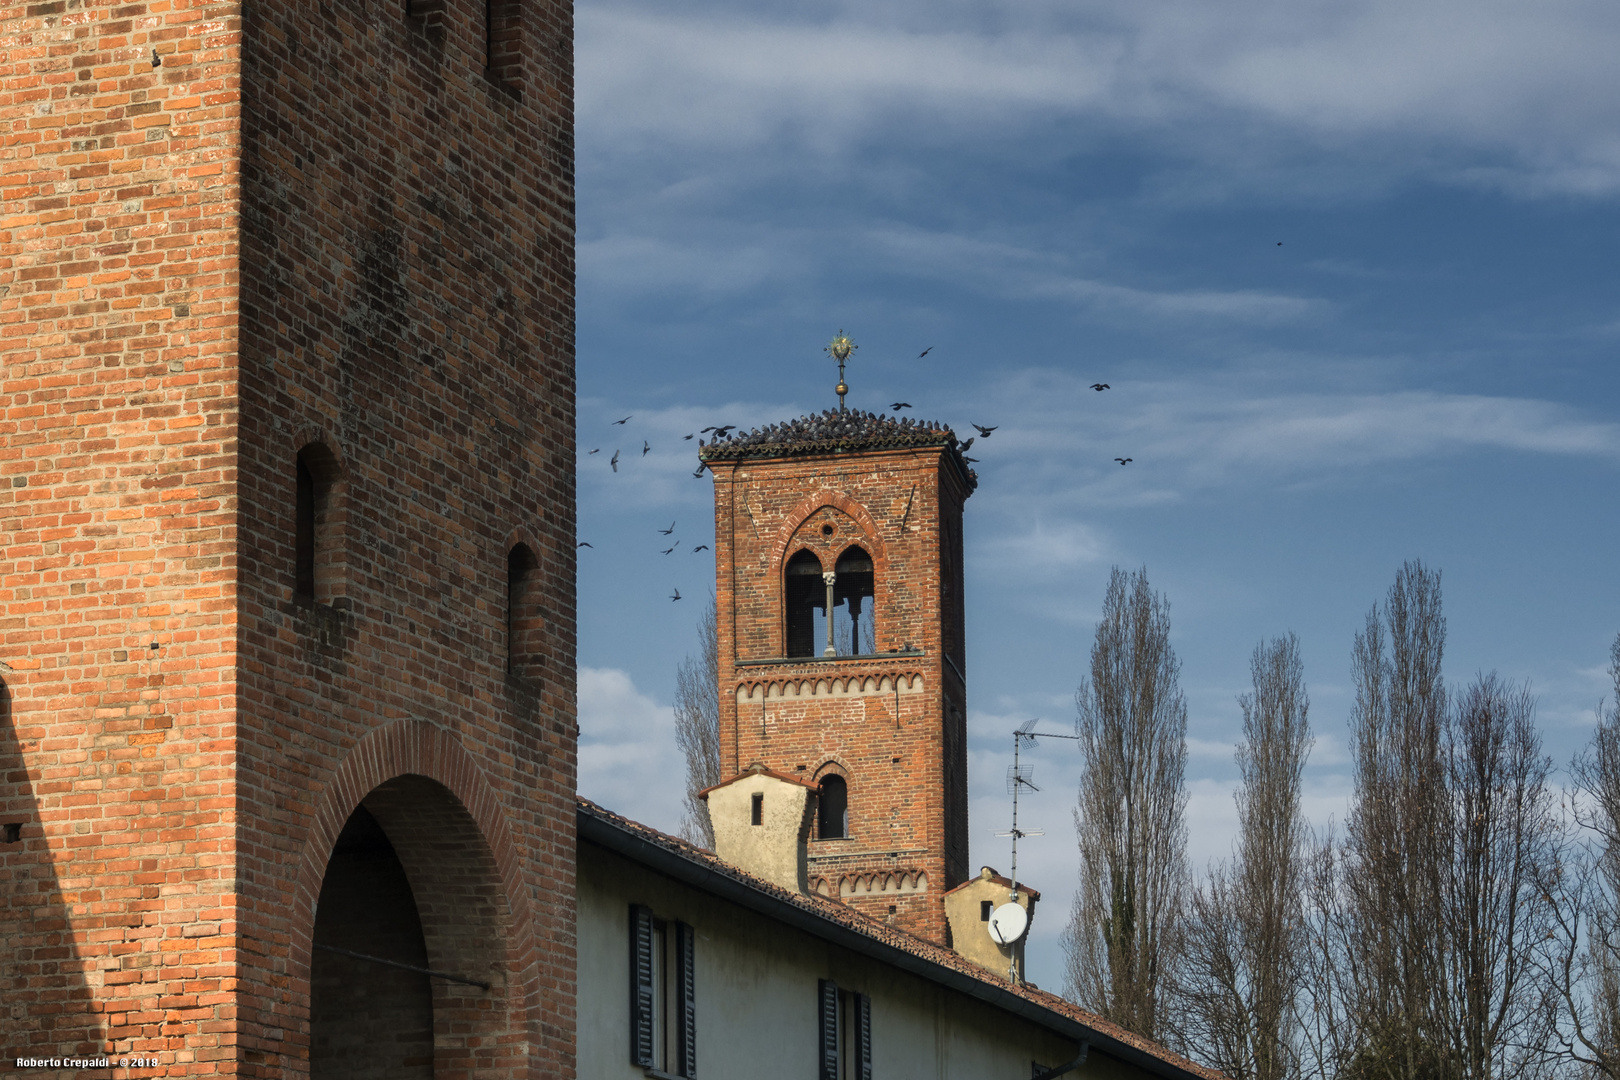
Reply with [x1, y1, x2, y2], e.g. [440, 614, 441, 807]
[630, 905, 697, 1078]
[817, 979, 872, 1080]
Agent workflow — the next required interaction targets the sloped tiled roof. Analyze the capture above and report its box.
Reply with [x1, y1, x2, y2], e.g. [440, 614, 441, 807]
[578, 797, 1222, 1080]
[697, 409, 978, 490]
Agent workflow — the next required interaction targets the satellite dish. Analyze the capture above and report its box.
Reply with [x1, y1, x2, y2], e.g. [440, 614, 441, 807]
[988, 902, 1028, 946]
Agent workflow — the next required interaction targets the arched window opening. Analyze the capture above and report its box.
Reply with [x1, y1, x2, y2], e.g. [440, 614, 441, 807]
[295, 443, 339, 605]
[818, 547, 875, 657]
[507, 544, 543, 682]
[817, 774, 848, 840]
[784, 549, 824, 658]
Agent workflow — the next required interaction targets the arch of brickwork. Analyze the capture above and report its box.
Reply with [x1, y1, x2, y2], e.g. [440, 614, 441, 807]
[292, 720, 540, 1079]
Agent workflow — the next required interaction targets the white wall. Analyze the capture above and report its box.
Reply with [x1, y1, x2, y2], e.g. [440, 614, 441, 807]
[578, 841, 1148, 1080]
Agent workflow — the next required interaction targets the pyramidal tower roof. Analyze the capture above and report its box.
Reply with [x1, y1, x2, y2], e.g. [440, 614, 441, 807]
[698, 408, 978, 490]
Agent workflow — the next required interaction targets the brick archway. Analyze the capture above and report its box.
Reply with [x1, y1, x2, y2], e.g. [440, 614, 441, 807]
[292, 720, 539, 1078]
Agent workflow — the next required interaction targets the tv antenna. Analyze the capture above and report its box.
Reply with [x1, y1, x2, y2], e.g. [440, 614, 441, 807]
[992, 718, 1078, 984]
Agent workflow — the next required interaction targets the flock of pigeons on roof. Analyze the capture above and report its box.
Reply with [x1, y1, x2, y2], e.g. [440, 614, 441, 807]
[576, 350, 1132, 602]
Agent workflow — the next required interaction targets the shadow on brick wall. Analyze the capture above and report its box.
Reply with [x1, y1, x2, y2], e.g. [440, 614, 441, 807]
[0, 679, 102, 1058]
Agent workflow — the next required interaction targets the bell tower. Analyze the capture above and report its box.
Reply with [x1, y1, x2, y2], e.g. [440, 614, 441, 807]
[700, 363, 976, 945]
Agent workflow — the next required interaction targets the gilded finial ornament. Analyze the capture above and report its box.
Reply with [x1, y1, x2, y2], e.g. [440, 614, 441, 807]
[826, 330, 856, 411]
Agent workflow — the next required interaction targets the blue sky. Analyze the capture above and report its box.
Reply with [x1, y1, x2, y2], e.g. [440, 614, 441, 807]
[570, 0, 1620, 991]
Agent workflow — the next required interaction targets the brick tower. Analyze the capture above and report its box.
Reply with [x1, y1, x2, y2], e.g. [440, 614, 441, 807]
[700, 396, 976, 945]
[3, 4, 575, 1077]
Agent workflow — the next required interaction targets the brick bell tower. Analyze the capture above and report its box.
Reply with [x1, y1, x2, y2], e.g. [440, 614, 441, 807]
[699, 343, 976, 945]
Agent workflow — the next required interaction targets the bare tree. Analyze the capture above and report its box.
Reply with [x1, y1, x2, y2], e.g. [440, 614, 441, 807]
[1440, 673, 1557, 1080]
[1337, 559, 1453, 1080]
[1552, 632, 1620, 1079]
[1174, 634, 1312, 1080]
[1065, 567, 1189, 1040]
[674, 594, 721, 848]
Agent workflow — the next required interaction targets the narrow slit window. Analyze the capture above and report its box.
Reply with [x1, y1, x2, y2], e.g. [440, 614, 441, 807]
[817, 775, 848, 840]
[750, 792, 764, 826]
[486, 0, 523, 89]
[507, 543, 543, 682]
[294, 443, 337, 604]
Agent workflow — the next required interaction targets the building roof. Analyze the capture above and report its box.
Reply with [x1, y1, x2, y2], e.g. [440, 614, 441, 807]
[943, 867, 1043, 902]
[697, 409, 978, 490]
[578, 797, 1222, 1080]
[695, 762, 821, 800]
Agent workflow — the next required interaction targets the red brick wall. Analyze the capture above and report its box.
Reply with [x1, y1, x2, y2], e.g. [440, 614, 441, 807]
[710, 447, 973, 944]
[2, 0, 576, 1074]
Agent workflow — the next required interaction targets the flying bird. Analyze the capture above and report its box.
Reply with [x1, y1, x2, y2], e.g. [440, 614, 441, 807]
[683, 433, 695, 440]
[692, 545, 710, 552]
[959, 437, 974, 452]
[917, 347, 932, 359]
[670, 588, 682, 602]
[963, 456, 979, 463]
[642, 441, 650, 457]
[891, 402, 912, 411]
[588, 448, 600, 454]
[610, 450, 620, 472]
[577, 541, 593, 548]
[658, 521, 676, 535]
[972, 424, 997, 438]
[702, 425, 736, 437]
[613, 416, 631, 425]
[1090, 383, 1110, 391]
[662, 544, 678, 555]
[692, 466, 706, 478]
[1115, 457, 1132, 465]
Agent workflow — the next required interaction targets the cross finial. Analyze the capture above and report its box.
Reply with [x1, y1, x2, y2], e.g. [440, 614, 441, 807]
[825, 330, 856, 412]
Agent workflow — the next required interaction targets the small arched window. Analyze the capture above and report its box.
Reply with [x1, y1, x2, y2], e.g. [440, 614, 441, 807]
[784, 549, 825, 658]
[507, 543, 543, 683]
[295, 443, 339, 604]
[817, 774, 848, 840]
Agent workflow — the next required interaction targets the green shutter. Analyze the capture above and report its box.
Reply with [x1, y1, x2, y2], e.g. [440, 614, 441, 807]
[676, 921, 697, 1077]
[818, 979, 840, 1080]
[630, 905, 655, 1067]
[856, 992, 872, 1080]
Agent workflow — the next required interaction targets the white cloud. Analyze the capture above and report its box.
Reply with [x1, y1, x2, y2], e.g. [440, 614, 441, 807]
[580, 0, 1620, 194]
[578, 666, 688, 835]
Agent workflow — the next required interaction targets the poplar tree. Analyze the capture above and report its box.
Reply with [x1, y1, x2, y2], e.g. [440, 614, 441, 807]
[1065, 567, 1189, 1040]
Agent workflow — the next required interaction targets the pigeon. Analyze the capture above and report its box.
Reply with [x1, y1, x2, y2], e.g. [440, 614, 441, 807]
[683, 433, 695, 440]
[613, 416, 631, 425]
[588, 448, 600, 454]
[702, 425, 736, 437]
[959, 437, 974, 452]
[577, 541, 593, 548]
[1277, 242, 1282, 246]
[692, 545, 710, 552]
[1090, 383, 1110, 392]
[692, 466, 705, 478]
[662, 544, 678, 555]
[152, 49, 161, 68]
[972, 424, 997, 438]
[891, 402, 912, 411]
[610, 450, 620, 472]
[642, 441, 650, 457]
[670, 588, 682, 601]
[917, 347, 932, 359]
[963, 456, 979, 463]
[658, 521, 676, 535]
[1115, 457, 1132, 465]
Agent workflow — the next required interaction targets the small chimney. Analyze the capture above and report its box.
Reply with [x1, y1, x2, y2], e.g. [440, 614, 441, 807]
[699, 763, 819, 893]
[943, 866, 1040, 980]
